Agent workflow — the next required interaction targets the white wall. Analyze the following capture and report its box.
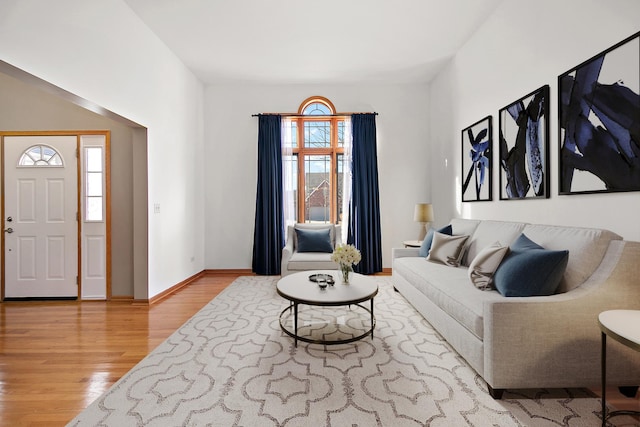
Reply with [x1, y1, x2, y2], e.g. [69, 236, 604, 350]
[0, 0, 205, 297]
[430, 0, 640, 240]
[205, 83, 430, 269]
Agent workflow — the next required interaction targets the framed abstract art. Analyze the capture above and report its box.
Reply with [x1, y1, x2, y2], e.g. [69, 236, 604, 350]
[462, 115, 492, 202]
[558, 31, 640, 194]
[498, 85, 550, 200]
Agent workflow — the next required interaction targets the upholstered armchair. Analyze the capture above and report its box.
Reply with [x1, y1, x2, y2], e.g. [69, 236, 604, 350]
[281, 223, 342, 276]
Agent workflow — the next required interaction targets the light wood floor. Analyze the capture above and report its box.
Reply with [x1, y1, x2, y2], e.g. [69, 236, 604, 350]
[0, 273, 235, 427]
[0, 272, 637, 426]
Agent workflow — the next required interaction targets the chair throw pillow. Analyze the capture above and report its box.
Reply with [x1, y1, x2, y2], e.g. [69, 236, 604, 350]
[467, 241, 509, 290]
[426, 232, 469, 267]
[419, 224, 453, 257]
[295, 227, 333, 253]
[493, 233, 569, 297]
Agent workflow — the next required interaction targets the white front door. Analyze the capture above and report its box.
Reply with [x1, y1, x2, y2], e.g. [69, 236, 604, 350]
[4, 136, 78, 298]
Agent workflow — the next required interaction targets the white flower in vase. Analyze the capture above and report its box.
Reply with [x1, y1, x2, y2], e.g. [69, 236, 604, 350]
[331, 244, 361, 284]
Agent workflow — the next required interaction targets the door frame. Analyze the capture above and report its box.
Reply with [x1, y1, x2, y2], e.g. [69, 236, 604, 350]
[0, 130, 111, 300]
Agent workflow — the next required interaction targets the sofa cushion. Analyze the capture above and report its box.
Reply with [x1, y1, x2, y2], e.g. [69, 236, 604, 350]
[288, 252, 338, 271]
[449, 218, 481, 238]
[463, 220, 526, 267]
[393, 257, 504, 339]
[427, 232, 469, 267]
[419, 225, 452, 257]
[493, 234, 569, 297]
[468, 242, 509, 290]
[295, 227, 333, 253]
[521, 224, 622, 293]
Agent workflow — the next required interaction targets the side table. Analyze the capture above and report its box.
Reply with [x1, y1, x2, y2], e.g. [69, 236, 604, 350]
[402, 240, 422, 248]
[598, 310, 640, 426]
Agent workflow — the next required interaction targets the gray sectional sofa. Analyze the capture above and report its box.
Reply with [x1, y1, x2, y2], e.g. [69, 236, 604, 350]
[392, 218, 640, 398]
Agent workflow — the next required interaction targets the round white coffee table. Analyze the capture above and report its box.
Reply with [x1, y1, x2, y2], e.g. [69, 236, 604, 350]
[276, 270, 378, 346]
[598, 310, 640, 426]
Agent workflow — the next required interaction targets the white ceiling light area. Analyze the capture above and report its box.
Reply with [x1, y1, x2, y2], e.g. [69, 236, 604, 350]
[124, 0, 503, 85]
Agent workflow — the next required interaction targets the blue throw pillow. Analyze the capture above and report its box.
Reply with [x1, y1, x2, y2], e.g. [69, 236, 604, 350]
[295, 228, 333, 253]
[419, 225, 453, 257]
[493, 234, 569, 297]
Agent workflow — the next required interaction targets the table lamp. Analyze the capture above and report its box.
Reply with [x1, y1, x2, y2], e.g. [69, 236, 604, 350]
[414, 203, 434, 241]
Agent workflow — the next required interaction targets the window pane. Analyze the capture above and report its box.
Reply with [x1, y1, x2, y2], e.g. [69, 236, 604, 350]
[304, 155, 330, 223]
[47, 153, 63, 166]
[18, 145, 63, 167]
[283, 122, 297, 149]
[86, 197, 103, 221]
[338, 121, 344, 147]
[337, 154, 344, 223]
[283, 154, 298, 223]
[304, 121, 330, 148]
[86, 147, 103, 172]
[20, 155, 35, 166]
[85, 145, 104, 221]
[291, 122, 297, 148]
[42, 146, 56, 161]
[302, 102, 331, 115]
[87, 172, 102, 196]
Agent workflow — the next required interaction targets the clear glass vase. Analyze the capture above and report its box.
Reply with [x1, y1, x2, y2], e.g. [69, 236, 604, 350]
[340, 264, 352, 284]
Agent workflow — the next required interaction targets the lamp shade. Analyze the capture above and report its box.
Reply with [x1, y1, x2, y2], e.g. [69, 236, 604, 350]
[413, 203, 434, 223]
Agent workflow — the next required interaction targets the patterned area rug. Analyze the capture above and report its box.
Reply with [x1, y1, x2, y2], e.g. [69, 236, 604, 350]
[69, 276, 636, 426]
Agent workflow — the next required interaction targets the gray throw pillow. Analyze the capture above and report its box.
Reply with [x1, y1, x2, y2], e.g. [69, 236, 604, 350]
[468, 241, 509, 290]
[419, 224, 453, 257]
[426, 232, 469, 267]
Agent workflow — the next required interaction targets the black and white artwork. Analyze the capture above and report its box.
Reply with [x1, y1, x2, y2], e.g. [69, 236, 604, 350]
[462, 116, 492, 202]
[499, 85, 550, 200]
[558, 31, 640, 194]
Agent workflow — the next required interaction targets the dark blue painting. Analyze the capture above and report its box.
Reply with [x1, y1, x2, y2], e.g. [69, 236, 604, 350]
[499, 85, 550, 200]
[559, 31, 640, 194]
[462, 116, 492, 201]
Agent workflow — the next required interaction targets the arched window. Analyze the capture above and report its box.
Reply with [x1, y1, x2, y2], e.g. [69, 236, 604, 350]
[300, 98, 334, 116]
[18, 144, 64, 167]
[284, 96, 348, 224]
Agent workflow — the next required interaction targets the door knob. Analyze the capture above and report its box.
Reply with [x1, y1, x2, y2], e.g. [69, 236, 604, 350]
[4, 228, 13, 234]
[6, 216, 12, 222]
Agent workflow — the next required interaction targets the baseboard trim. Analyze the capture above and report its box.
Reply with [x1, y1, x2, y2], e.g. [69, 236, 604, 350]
[148, 270, 206, 305]
[110, 295, 134, 302]
[204, 269, 255, 276]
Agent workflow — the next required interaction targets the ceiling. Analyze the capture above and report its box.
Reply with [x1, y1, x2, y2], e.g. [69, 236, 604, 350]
[124, 0, 502, 85]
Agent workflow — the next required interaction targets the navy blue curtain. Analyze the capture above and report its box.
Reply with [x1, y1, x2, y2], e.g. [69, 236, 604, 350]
[348, 114, 383, 274]
[252, 115, 284, 275]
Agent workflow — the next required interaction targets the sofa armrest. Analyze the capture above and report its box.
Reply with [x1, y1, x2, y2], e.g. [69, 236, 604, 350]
[282, 242, 293, 261]
[392, 247, 420, 259]
[483, 240, 640, 389]
[280, 226, 296, 276]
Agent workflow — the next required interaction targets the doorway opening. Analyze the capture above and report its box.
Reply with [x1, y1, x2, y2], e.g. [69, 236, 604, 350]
[1, 131, 110, 300]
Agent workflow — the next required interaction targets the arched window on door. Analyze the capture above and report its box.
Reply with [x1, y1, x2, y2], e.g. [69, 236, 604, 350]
[18, 144, 64, 167]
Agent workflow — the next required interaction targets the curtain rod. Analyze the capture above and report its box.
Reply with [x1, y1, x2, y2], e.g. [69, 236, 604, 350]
[251, 112, 378, 117]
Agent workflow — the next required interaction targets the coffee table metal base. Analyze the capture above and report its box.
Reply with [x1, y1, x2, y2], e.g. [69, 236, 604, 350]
[279, 300, 375, 347]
